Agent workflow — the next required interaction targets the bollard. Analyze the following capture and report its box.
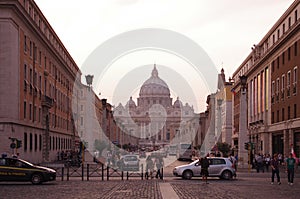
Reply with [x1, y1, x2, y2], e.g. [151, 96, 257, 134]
[107, 166, 109, 181]
[141, 164, 144, 180]
[67, 166, 69, 181]
[126, 171, 129, 180]
[121, 171, 124, 180]
[61, 167, 64, 181]
[161, 167, 163, 180]
[82, 164, 84, 181]
[87, 164, 89, 181]
[102, 164, 104, 181]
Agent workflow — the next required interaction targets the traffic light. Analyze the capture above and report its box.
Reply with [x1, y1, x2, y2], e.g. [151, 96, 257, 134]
[244, 142, 249, 150]
[16, 140, 22, 148]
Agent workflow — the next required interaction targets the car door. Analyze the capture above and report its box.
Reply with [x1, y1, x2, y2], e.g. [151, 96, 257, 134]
[209, 158, 226, 176]
[192, 160, 202, 176]
[6, 158, 28, 181]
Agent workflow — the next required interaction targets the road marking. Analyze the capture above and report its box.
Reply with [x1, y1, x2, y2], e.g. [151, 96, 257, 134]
[159, 182, 179, 199]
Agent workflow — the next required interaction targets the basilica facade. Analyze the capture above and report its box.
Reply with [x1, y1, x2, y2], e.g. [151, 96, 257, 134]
[113, 66, 200, 148]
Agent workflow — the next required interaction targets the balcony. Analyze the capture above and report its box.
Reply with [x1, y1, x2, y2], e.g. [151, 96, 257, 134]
[42, 95, 54, 108]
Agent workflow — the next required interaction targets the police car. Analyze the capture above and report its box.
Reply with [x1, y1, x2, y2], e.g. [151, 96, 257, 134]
[0, 156, 56, 184]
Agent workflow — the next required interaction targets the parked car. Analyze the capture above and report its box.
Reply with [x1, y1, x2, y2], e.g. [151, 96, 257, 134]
[0, 157, 56, 184]
[173, 157, 236, 180]
[118, 155, 140, 171]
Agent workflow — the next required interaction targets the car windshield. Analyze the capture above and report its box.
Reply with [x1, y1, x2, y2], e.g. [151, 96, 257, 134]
[190, 160, 199, 165]
[124, 156, 138, 161]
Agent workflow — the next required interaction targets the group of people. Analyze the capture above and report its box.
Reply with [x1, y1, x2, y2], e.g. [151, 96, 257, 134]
[270, 153, 297, 185]
[145, 155, 164, 180]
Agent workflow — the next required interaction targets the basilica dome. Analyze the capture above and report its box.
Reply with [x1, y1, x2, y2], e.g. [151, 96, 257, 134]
[139, 66, 170, 98]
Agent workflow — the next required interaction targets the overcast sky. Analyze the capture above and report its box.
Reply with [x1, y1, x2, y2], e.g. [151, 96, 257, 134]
[35, 0, 295, 112]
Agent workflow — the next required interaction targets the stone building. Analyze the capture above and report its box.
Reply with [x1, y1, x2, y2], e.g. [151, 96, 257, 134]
[231, 0, 300, 159]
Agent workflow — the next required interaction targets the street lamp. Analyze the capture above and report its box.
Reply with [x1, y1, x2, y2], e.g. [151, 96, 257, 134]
[85, 74, 94, 90]
[240, 75, 247, 91]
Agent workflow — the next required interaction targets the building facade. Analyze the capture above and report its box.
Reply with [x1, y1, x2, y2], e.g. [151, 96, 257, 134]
[231, 0, 300, 159]
[113, 66, 200, 149]
[0, 0, 84, 163]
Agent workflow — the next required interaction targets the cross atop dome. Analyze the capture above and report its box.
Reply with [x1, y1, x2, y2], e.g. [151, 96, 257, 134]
[151, 64, 158, 77]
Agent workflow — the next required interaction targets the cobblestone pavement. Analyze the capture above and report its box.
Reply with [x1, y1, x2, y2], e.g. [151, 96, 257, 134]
[0, 171, 299, 199]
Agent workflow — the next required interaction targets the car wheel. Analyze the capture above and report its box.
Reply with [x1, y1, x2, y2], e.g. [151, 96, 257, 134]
[182, 170, 193, 180]
[31, 173, 43, 185]
[221, 170, 232, 180]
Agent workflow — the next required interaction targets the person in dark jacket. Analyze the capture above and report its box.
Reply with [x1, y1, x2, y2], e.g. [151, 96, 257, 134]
[270, 153, 281, 185]
[200, 156, 210, 184]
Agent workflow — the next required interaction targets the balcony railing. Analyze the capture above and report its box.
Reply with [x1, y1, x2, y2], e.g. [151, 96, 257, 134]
[42, 95, 54, 108]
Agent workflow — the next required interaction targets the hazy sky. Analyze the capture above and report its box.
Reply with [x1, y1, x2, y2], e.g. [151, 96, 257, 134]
[35, 0, 294, 112]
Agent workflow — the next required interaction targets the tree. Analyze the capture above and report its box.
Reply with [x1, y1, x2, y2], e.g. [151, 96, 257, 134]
[216, 142, 231, 157]
[94, 139, 108, 157]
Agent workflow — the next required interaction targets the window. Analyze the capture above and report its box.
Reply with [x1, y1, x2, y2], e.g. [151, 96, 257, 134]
[23, 101, 26, 119]
[29, 68, 32, 83]
[29, 133, 32, 151]
[283, 23, 285, 33]
[44, 56, 47, 69]
[39, 108, 41, 122]
[271, 81, 275, 99]
[288, 106, 291, 120]
[29, 104, 32, 120]
[276, 78, 280, 95]
[282, 108, 285, 121]
[34, 134, 37, 151]
[33, 105, 36, 121]
[273, 34, 275, 44]
[288, 47, 291, 61]
[24, 132, 27, 151]
[282, 52, 285, 65]
[294, 67, 298, 94]
[24, 64, 27, 79]
[295, 10, 298, 22]
[272, 112, 274, 123]
[287, 71, 291, 87]
[277, 110, 279, 123]
[277, 29, 280, 40]
[294, 104, 297, 118]
[281, 75, 285, 91]
[272, 61, 275, 72]
[24, 35, 27, 52]
[39, 51, 41, 65]
[295, 42, 298, 56]
[289, 17, 291, 28]
[277, 57, 279, 69]
[39, 134, 42, 151]
[30, 41, 32, 57]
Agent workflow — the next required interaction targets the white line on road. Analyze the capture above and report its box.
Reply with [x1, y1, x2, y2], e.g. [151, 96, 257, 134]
[159, 182, 180, 199]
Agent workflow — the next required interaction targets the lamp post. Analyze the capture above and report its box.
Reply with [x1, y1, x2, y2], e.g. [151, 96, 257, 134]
[238, 75, 249, 169]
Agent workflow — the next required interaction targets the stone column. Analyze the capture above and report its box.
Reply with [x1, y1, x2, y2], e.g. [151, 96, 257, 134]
[238, 78, 248, 168]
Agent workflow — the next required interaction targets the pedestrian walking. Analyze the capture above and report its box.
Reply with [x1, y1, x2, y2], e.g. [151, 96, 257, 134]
[145, 156, 154, 179]
[155, 156, 164, 179]
[270, 153, 281, 185]
[264, 154, 271, 172]
[286, 153, 296, 185]
[200, 155, 210, 184]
